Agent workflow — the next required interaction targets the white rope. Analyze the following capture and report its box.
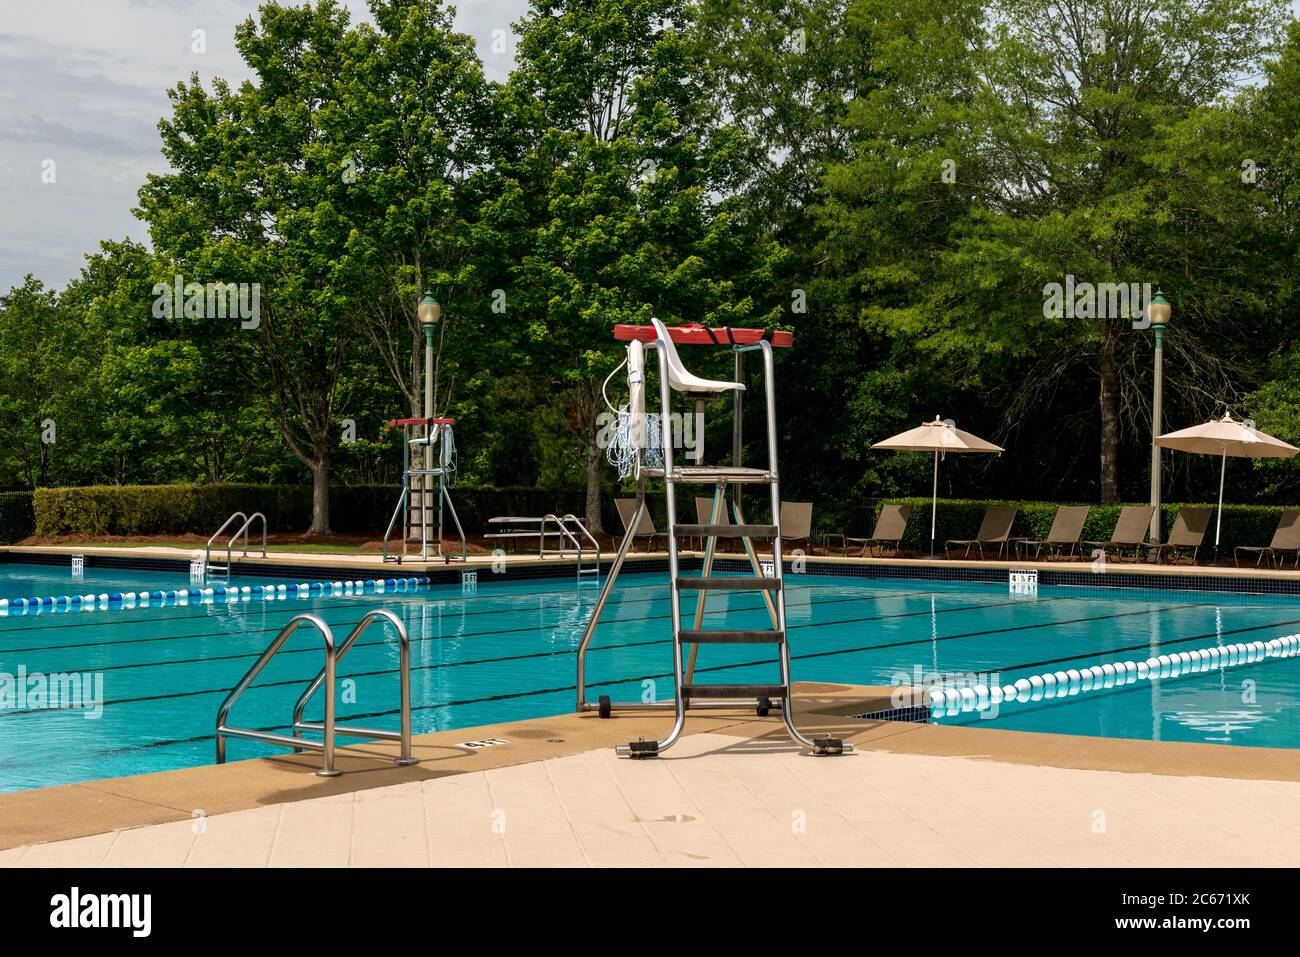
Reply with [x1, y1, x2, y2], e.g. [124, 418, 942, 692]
[603, 343, 663, 480]
[607, 407, 663, 480]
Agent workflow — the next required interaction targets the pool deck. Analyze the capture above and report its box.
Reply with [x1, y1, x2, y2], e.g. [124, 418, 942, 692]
[4, 683, 1300, 867]
[8, 542, 1300, 586]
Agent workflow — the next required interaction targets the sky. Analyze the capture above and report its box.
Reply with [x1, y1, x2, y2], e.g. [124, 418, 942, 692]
[0, 0, 529, 292]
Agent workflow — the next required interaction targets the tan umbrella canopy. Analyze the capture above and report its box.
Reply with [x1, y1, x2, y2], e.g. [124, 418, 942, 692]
[1156, 412, 1299, 549]
[872, 416, 1005, 557]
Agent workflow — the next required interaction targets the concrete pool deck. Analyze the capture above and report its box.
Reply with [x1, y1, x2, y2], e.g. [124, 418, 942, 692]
[4, 683, 1300, 867]
[10, 541, 1300, 585]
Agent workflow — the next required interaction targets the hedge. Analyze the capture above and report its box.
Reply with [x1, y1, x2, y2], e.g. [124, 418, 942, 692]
[0, 491, 35, 544]
[31, 484, 606, 538]
[28, 485, 1299, 553]
[877, 498, 1292, 555]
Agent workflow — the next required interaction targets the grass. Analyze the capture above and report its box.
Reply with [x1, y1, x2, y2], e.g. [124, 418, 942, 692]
[17, 534, 378, 555]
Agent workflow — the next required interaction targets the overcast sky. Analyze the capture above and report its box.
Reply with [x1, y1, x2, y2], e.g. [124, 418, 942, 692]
[0, 0, 529, 292]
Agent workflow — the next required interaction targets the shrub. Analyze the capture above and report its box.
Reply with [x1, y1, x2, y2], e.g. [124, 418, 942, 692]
[0, 491, 35, 544]
[32, 484, 603, 538]
[879, 498, 1291, 555]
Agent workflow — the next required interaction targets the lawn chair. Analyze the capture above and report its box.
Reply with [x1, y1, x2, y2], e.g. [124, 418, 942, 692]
[1151, 507, 1212, 564]
[615, 498, 662, 552]
[780, 501, 813, 552]
[1016, 505, 1090, 560]
[1082, 505, 1156, 561]
[693, 496, 730, 551]
[845, 504, 912, 557]
[945, 505, 1019, 559]
[1234, 508, 1300, 568]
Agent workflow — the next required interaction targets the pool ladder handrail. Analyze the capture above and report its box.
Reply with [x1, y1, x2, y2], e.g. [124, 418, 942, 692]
[542, 513, 600, 583]
[215, 609, 415, 777]
[205, 511, 267, 580]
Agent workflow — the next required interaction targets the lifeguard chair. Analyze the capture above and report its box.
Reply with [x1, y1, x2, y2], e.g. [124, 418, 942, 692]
[574, 319, 849, 757]
[382, 417, 467, 563]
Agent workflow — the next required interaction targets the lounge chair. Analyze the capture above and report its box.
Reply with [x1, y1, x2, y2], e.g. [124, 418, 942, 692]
[1152, 507, 1212, 564]
[1016, 505, 1090, 560]
[780, 501, 813, 551]
[1234, 508, 1300, 568]
[615, 498, 662, 552]
[845, 504, 912, 557]
[945, 505, 1019, 559]
[1082, 505, 1156, 561]
[691, 496, 732, 551]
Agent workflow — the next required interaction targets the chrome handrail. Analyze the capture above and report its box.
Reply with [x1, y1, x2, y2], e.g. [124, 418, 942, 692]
[205, 511, 247, 571]
[215, 610, 415, 776]
[290, 609, 414, 766]
[227, 511, 267, 565]
[562, 513, 601, 581]
[216, 614, 340, 776]
[204, 511, 267, 578]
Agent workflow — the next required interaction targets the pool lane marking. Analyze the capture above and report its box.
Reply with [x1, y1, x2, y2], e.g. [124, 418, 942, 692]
[0, 596, 1201, 717]
[0, 575, 1008, 637]
[0, 574, 947, 639]
[7, 604, 1296, 766]
[0, 587, 1016, 658]
[0, 576, 677, 634]
[0, 593, 1064, 712]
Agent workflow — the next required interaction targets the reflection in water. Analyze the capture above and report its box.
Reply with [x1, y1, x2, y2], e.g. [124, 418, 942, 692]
[1162, 708, 1270, 743]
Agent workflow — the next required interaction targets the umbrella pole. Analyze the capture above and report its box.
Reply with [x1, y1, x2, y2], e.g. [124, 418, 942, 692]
[1215, 449, 1226, 558]
[931, 450, 939, 559]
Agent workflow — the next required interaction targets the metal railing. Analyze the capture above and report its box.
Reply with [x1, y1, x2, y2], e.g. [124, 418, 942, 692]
[215, 609, 414, 777]
[205, 511, 267, 579]
[542, 513, 600, 581]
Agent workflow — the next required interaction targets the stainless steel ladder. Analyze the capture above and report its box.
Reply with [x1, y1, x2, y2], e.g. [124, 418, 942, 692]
[544, 513, 601, 583]
[215, 609, 415, 776]
[205, 511, 267, 582]
[576, 324, 849, 758]
[383, 419, 468, 563]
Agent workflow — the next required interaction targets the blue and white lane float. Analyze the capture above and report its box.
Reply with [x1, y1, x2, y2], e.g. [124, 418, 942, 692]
[0, 576, 431, 617]
[926, 634, 1300, 718]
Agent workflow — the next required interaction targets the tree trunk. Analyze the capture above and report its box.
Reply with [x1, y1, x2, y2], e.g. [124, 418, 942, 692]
[1098, 335, 1120, 504]
[585, 435, 604, 534]
[309, 455, 331, 535]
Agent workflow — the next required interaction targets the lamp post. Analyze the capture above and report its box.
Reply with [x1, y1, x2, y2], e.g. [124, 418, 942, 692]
[1147, 288, 1171, 547]
[417, 291, 441, 557]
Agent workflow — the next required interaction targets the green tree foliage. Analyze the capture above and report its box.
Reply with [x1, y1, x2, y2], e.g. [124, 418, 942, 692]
[8, 0, 1300, 525]
[503, 0, 781, 529]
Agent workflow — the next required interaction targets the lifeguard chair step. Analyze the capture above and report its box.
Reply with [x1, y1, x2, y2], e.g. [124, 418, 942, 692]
[664, 466, 774, 484]
[679, 629, 785, 644]
[673, 524, 777, 539]
[682, 683, 787, 699]
[675, 577, 781, 592]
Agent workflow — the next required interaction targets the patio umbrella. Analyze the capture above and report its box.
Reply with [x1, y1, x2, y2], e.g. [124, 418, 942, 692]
[871, 416, 1005, 557]
[1156, 412, 1299, 551]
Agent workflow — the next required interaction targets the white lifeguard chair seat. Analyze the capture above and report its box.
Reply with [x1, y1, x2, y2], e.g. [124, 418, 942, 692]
[651, 318, 746, 394]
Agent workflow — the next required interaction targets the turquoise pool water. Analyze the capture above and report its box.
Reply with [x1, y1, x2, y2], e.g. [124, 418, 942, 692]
[2, 571, 1299, 792]
[0, 561, 265, 600]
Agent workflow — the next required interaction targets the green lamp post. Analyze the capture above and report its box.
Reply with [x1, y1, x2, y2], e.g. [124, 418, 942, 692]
[1147, 288, 1171, 546]
[417, 291, 441, 422]
[417, 291, 442, 556]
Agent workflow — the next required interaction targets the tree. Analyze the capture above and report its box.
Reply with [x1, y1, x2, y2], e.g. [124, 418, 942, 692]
[138, 0, 375, 533]
[814, 0, 1288, 502]
[504, 0, 779, 530]
[0, 277, 74, 486]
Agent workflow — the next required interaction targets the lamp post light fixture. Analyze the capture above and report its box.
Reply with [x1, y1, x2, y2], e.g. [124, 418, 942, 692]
[417, 291, 442, 556]
[1148, 288, 1171, 547]
[417, 291, 440, 422]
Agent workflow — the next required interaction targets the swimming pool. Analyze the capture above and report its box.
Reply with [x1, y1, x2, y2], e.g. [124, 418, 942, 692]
[2, 569, 1300, 793]
[0, 561, 267, 601]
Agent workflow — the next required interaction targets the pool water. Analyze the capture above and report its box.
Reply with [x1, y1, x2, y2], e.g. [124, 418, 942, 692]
[0, 561, 266, 600]
[2, 571, 1300, 793]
